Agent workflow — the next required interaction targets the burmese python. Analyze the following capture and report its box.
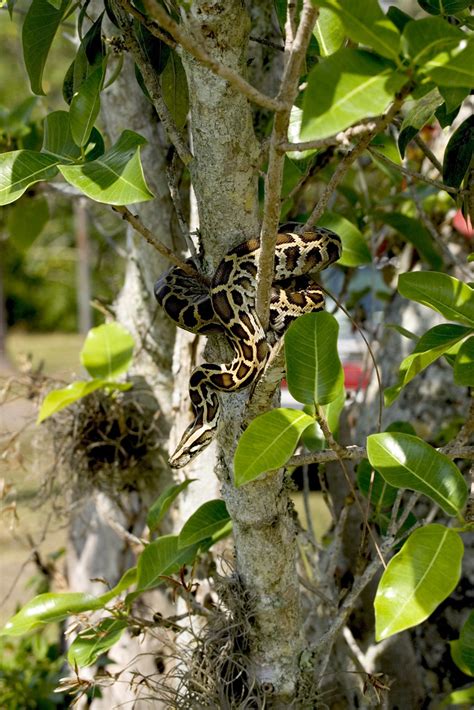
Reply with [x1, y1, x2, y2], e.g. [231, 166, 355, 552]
[154, 227, 341, 468]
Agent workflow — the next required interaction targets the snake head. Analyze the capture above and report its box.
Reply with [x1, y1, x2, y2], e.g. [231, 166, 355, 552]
[168, 421, 217, 468]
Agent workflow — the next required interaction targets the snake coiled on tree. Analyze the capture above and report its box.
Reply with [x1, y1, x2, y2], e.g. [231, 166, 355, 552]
[154, 227, 342, 468]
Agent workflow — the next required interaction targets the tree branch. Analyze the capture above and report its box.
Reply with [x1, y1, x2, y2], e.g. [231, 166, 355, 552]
[112, 206, 208, 283]
[256, 0, 318, 329]
[303, 84, 413, 230]
[288, 444, 474, 468]
[369, 147, 459, 195]
[280, 120, 381, 153]
[141, 0, 283, 112]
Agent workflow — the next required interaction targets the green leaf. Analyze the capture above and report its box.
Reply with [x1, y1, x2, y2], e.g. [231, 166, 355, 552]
[68, 618, 128, 668]
[80, 323, 134, 379]
[22, 0, 71, 95]
[458, 612, 474, 676]
[426, 41, 474, 88]
[42, 110, 81, 161]
[357, 458, 398, 509]
[380, 213, 443, 269]
[385, 324, 472, 405]
[37, 379, 108, 423]
[398, 272, 474, 327]
[161, 52, 189, 129]
[386, 6, 413, 33]
[136, 535, 199, 593]
[0, 151, 59, 206]
[136, 22, 170, 75]
[147, 479, 196, 532]
[398, 89, 444, 157]
[438, 686, 474, 708]
[313, 7, 345, 57]
[59, 130, 154, 204]
[401, 17, 465, 67]
[70, 63, 105, 147]
[285, 312, 344, 405]
[454, 336, 474, 386]
[418, 0, 472, 13]
[179, 500, 231, 548]
[7, 195, 49, 248]
[367, 432, 468, 516]
[443, 116, 474, 190]
[234, 409, 314, 487]
[318, 212, 371, 267]
[375, 524, 464, 640]
[301, 48, 405, 141]
[438, 85, 469, 113]
[316, 0, 401, 60]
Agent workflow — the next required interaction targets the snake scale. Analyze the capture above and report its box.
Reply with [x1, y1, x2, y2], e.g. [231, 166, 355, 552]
[154, 227, 342, 468]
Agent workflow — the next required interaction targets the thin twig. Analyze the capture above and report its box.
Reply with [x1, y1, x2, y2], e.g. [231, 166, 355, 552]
[280, 121, 381, 153]
[303, 84, 413, 230]
[369, 147, 459, 195]
[288, 444, 474, 468]
[413, 133, 443, 173]
[256, 0, 318, 329]
[112, 206, 208, 283]
[141, 0, 283, 112]
[113, 0, 193, 166]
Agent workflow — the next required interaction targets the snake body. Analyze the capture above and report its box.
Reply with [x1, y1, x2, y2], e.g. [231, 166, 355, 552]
[155, 227, 341, 468]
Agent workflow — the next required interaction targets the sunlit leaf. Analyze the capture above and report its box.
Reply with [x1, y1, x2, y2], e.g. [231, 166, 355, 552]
[0, 151, 60, 206]
[313, 7, 345, 57]
[147, 480, 196, 533]
[22, 0, 71, 95]
[398, 88, 444, 157]
[37, 379, 107, 423]
[285, 312, 344, 405]
[135, 535, 199, 593]
[367, 432, 468, 516]
[398, 272, 474, 327]
[318, 212, 371, 267]
[234, 409, 314, 487]
[59, 130, 154, 205]
[301, 48, 404, 141]
[68, 618, 128, 668]
[438, 686, 474, 708]
[179, 500, 231, 548]
[401, 17, 465, 67]
[80, 323, 134, 380]
[384, 324, 472, 405]
[375, 524, 464, 640]
[426, 41, 474, 87]
[454, 336, 474, 386]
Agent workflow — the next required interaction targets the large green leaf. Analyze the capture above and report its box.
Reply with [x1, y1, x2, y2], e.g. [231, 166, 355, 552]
[0, 151, 60, 206]
[316, 0, 401, 60]
[80, 323, 135, 380]
[59, 130, 154, 205]
[37, 379, 117, 424]
[443, 115, 474, 190]
[380, 213, 442, 269]
[318, 213, 371, 267]
[22, 0, 71, 95]
[135, 535, 199, 593]
[454, 336, 474, 386]
[70, 63, 105, 147]
[375, 525, 464, 640]
[398, 89, 444, 157]
[147, 479, 196, 533]
[313, 7, 345, 57]
[384, 324, 472, 405]
[285, 312, 344, 405]
[234, 409, 314, 487]
[401, 17, 465, 66]
[301, 49, 404, 141]
[418, 0, 472, 13]
[367, 432, 468, 516]
[42, 110, 81, 161]
[68, 618, 128, 668]
[178, 500, 231, 548]
[398, 272, 474, 327]
[426, 40, 474, 88]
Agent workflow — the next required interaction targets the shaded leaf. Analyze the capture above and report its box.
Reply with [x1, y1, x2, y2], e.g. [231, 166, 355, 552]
[459, 611, 474, 675]
[380, 212, 443, 269]
[367, 432, 468, 516]
[82, 10, 105, 66]
[42, 110, 81, 161]
[398, 272, 474, 327]
[179, 500, 231, 548]
[161, 52, 188, 129]
[136, 22, 170, 74]
[22, 0, 71, 95]
[7, 195, 49, 248]
[59, 130, 154, 204]
[136, 535, 199, 593]
[318, 212, 371, 267]
[454, 336, 474, 386]
[68, 618, 128, 668]
[285, 312, 344, 405]
[70, 63, 105, 147]
[301, 48, 405, 141]
[357, 459, 398, 509]
[0, 151, 60, 206]
[418, 0, 472, 15]
[147, 480, 196, 532]
[375, 525, 463, 640]
[234, 409, 314, 487]
[443, 115, 474, 190]
[401, 17, 465, 67]
[80, 322, 134, 380]
[425, 40, 474, 88]
[317, 0, 401, 60]
[386, 6, 413, 32]
[384, 324, 471, 405]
